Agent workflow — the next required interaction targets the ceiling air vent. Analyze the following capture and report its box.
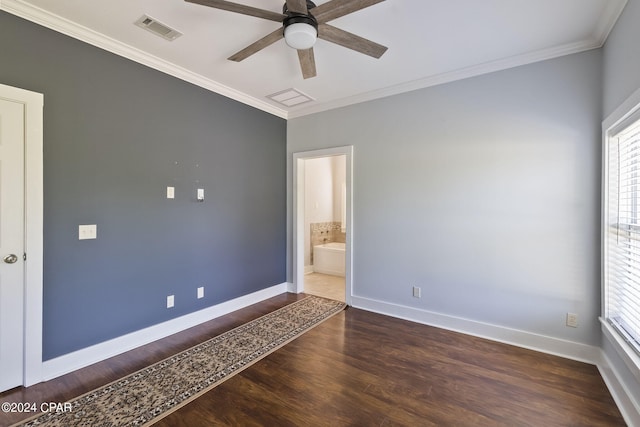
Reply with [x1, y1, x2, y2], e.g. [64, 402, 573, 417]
[267, 89, 314, 107]
[135, 15, 182, 41]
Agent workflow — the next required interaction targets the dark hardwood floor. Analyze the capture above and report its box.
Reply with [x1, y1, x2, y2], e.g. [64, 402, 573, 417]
[0, 293, 626, 426]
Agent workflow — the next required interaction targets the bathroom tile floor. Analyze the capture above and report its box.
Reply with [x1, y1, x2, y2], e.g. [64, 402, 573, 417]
[303, 273, 345, 302]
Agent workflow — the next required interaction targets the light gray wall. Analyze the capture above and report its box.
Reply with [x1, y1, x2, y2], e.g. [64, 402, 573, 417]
[0, 11, 286, 360]
[288, 50, 603, 346]
[603, 0, 640, 118]
[601, 0, 640, 412]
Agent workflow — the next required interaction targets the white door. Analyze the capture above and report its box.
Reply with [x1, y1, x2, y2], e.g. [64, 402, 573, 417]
[0, 97, 26, 391]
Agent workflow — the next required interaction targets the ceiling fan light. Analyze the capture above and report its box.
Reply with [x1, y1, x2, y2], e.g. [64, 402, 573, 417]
[284, 23, 317, 50]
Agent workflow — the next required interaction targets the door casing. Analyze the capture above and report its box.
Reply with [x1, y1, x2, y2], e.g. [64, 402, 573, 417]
[292, 146, 353, 305]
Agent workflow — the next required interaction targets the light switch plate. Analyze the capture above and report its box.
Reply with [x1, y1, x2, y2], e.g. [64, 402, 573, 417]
[197, 287, 204, 299]
[167, 186, 175, 199]
[197, 188, 204, 201]
[167, 295, 174, 308]
[79, 224, 97, 240]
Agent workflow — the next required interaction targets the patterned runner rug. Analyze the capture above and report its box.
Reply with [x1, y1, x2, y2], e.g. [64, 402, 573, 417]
[14, 296, 346, 427]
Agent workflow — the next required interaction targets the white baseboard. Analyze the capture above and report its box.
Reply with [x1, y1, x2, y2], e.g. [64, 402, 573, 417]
[313, 267, 345, 277]
[596, 350, 640, 427]
[351, 295, 600, 363]
[287, 281, 299, 293]
[42, 283, 288, 382]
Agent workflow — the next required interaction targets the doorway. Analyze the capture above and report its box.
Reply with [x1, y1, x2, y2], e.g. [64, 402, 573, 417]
[293, 146, 353, 305]
[0, 83, 44, 390]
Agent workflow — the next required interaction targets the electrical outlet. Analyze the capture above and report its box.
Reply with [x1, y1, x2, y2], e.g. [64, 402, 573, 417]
[167, 295, 174, 308]
[197, 287, 204, 299]
[566, 312, 578, 328]
[413, 286, 421, 298]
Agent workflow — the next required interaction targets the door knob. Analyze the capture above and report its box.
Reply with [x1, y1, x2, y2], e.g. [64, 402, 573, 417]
[3, 254, 18, 264]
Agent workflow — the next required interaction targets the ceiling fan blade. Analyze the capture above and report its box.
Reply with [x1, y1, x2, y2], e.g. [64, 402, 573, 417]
[185, 0, 285, 22]
[228, 28, 284, 62]
[318, 24, 387, 58]
[286, 0, 308, 14]
[311, 0, 385, 23]
[297, 48, 317, 79]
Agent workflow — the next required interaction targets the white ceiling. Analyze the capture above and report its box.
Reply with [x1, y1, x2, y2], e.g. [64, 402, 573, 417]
[0, 0, 628, 118]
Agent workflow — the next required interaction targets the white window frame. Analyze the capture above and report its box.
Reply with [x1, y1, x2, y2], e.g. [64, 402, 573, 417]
[602, 87, 640, 378]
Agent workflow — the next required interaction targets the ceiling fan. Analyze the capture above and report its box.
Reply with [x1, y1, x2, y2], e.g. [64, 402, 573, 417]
[185, 0, 388, 79]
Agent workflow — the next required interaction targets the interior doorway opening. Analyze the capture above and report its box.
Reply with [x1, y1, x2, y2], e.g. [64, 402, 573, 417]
[293, 146, 353, 305]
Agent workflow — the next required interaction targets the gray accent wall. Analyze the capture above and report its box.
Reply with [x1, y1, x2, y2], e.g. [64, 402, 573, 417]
[288, 50, 603, 346]
[0, 12, 286, 360]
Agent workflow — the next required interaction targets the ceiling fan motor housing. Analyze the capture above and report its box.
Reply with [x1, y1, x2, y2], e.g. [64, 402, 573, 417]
[282, 1, 318, 50]
[282, 1, 317, 15]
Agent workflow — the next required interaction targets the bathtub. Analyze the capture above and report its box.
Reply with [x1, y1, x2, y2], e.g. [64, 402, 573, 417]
[313, 242, 346, 277]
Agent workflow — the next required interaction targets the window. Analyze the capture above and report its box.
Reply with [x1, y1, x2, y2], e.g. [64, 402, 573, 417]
[604, 109, 640, 356]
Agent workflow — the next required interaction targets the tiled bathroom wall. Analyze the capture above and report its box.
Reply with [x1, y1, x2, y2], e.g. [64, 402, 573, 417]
[310, 221, 346, 263]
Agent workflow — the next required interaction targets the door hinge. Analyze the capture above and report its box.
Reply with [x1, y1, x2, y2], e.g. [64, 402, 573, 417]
[23, 253, 27, 261]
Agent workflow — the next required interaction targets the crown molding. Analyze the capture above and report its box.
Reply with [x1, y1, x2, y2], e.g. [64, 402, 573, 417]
[288, 38, 603, 119]
[0, 0, 289, 119]
[593, 0, 628, 46]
